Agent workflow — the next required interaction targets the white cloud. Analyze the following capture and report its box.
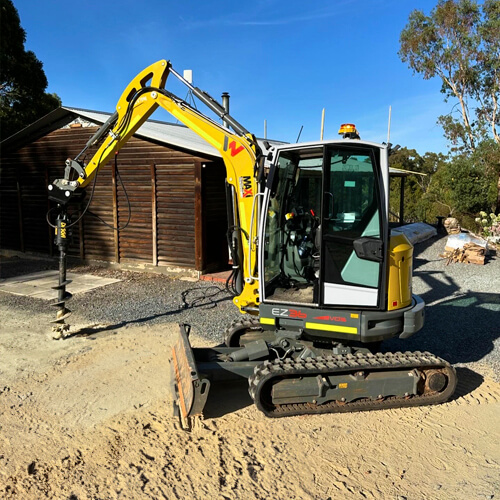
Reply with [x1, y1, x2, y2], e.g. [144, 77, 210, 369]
[180, 0, 357, 29]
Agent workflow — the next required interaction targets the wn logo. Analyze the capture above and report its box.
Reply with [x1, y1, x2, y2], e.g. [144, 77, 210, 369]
[239, 176, 253, 198]
[228, 141, 244, 157]
[223, 136, 244, 157]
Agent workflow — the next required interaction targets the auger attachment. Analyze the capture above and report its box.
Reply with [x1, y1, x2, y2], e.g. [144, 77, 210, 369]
[50, 209, 72, 337]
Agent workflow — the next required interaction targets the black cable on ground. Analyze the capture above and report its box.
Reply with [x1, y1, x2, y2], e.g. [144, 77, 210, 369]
[180, 285, 227, 310]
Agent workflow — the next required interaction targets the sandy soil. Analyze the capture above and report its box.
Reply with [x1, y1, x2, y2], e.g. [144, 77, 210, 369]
[0, 305, 499, 499]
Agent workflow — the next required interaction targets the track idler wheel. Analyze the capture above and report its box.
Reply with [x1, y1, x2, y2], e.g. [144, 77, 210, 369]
[423, 369, 448, 393]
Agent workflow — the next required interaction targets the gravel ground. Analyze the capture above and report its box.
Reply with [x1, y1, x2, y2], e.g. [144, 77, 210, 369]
[0, 257, 240, 343]
[1, 233, 499, 378]
[386, 235, 500, 380]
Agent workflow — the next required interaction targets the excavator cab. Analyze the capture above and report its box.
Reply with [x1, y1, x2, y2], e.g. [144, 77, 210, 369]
[254, 140, 424, 347]
[261, 142, 386, 309]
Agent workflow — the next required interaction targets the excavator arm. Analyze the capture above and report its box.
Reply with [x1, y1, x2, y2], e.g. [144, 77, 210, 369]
[48, 60, 263, 333]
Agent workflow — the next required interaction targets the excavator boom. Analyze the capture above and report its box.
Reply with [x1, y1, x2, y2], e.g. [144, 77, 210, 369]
[48, 60, 262, 333]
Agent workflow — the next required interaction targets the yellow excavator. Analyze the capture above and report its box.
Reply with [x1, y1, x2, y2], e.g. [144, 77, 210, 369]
[48, 60, 456, 425]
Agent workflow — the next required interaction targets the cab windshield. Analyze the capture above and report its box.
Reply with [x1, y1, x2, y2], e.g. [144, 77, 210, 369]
[263, 144, 382, 305]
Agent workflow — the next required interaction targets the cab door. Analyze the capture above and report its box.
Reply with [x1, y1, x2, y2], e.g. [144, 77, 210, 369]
[321, 145, 386, 309]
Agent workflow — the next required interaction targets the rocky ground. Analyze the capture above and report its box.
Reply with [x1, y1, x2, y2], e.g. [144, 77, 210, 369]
[0, 235, 499, 499]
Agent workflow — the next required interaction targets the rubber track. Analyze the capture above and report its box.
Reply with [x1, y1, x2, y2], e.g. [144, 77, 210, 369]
[248, 351, 457, 417]
[223, 317, 266, 347]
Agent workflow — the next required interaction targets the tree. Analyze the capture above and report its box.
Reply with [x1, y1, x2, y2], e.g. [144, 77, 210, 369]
[0, 0, 60, 141]
[438, 143, 498, 214]
[399, 0, 499, 154]
[389, 147, 449, 222]
[475, 0, 500, 145]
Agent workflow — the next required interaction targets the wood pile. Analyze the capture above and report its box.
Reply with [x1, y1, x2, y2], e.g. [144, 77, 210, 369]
[441, 243, 486, 265]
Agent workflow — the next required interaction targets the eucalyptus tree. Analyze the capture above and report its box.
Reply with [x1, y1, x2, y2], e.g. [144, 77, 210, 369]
[399, 0, 499, 153]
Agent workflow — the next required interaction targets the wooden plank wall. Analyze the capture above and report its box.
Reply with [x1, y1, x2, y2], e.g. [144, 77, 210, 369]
[1, 131, 83, 256]
[202, 162, 229, 272]
[0, 125, 226, 271]
[156, 161, 196, 267]
[0, 158, 23, 252]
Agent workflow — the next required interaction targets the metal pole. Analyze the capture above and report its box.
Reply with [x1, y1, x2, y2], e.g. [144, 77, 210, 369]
[399, 176, 405, 226]
[320, 108, 325, 140]
[387, 105, 392, 144]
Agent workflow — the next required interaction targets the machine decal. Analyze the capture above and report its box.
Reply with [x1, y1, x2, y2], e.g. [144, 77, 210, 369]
[239, 176, 253, 198]
[314, 315, 347, 322]
[259, 317, 275, 325]
[271, 308, 307, 319]
[228, 140, 245, 157]
[305, 322, 358, 334]
[55, 221, 67, 238]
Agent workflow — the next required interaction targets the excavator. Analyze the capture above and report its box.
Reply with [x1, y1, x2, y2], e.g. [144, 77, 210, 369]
[47, 60, 457, 425]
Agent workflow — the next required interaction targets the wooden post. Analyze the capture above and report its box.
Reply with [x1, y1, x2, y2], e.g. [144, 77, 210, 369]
[194, 161, 203, 272]
[45, 168, 52, 256]
[16, 170, 24, 253]
[111, 153, 120, 263]
[79, 204, 85, 259]
[151, 163, 158, 266]
[320, 108, 325, 140]
[387, 105, 392, 144]
[399, 176, 405, 226]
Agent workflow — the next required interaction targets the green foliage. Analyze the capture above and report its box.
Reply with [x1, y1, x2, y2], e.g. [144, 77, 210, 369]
[475, 0, 500, 144]
[0, 0, 61, 140]
[399, 0, 500, 226]
[441, 154, 497, 214]
[389, 141, 499, 227]
[389, 148, 448, 223]
[399, 0, 499, 153]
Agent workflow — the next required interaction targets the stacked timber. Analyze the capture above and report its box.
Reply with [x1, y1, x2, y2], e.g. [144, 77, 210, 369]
[440, 243, 486, 265]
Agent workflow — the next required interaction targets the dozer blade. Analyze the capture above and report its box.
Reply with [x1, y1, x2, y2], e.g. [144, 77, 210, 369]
[171, 323, 210, 429]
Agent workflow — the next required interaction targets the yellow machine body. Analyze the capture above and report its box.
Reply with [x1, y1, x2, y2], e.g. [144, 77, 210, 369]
[387, 233, 413, 311]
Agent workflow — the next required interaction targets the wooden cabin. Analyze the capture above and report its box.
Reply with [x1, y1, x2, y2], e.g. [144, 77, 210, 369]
[0, 107, 232, 274]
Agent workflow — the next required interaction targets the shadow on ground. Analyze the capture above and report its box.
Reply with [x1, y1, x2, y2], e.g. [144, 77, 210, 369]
[450, 367, 484, 402]
[385, 289, 500, 365]
[202, 379, 253, 418]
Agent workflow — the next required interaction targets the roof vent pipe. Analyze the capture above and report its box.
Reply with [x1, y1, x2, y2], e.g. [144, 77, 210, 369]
[221, 92, 230, 128]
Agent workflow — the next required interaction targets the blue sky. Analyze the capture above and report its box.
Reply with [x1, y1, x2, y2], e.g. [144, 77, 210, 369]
[14, 0, 452, 154]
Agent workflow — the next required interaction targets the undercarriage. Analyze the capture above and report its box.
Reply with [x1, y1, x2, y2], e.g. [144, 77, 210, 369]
[171, 322, 457, 428]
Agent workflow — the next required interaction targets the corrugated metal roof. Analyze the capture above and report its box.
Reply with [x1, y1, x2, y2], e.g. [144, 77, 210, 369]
[1, 106, 284, 158]
[65, 107, 221, 158]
